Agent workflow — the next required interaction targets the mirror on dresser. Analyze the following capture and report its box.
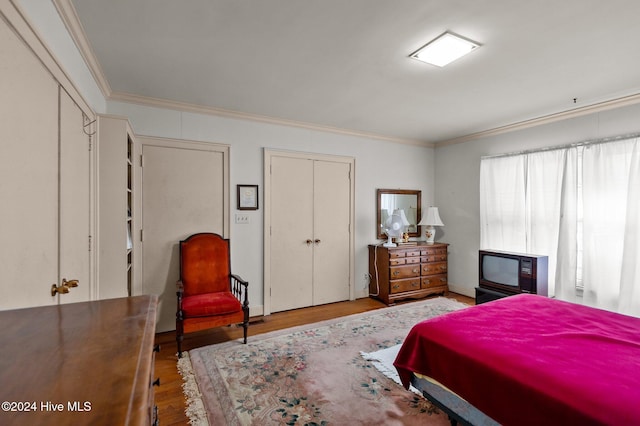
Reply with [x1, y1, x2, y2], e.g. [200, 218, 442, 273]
[376, 189, 422, 239]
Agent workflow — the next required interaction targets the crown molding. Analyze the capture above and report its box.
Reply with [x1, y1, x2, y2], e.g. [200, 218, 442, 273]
[109, 91, 433, 147]
[51, 0, 112, 98]
[49, 0, 432, 148]
[435, 92, 640, 147]
[49, 0, 640, 150]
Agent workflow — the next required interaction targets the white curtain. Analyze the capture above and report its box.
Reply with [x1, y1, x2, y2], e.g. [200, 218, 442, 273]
[554, 148, 579, 302]
[619, 140, 640, 315]
[582, 138, 640, 315]
[479, 155, 527, 252]
[480, 137, 640, 316]
[526, 149, 571, 297]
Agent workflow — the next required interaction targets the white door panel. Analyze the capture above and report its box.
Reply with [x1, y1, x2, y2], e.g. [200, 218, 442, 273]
[270, 156, 314, 312]
[0, 18, 59, 309]
[142, 141, 227, 332]
[266, 152, 353, 313]
[313, 161, 351, 305]
[58, 89, 92, 304]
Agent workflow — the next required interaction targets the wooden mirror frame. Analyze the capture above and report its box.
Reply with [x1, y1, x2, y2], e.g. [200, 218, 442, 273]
[376, 189, 422, 239]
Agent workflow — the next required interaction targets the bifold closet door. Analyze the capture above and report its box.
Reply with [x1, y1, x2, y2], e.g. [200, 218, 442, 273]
[269, 156, 351, 313]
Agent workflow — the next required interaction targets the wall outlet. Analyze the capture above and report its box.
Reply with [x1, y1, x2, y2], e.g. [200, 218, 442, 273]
[235, 213, 250, 224]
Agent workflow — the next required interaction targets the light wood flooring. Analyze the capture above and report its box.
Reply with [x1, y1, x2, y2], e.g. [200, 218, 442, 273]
[153, 293, 474, 425]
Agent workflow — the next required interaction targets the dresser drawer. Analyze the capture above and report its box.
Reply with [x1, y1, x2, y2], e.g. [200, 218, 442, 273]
[391, 278, 421, 293]
[389, 251, 406, 259]
[422, 261, 447, 275]
[422, 274, 448, 289]
[390, 264, 421, 279]
[390, 258, 406, 266]
[423, 254, 447, 262]
[405, 256, 421, 264]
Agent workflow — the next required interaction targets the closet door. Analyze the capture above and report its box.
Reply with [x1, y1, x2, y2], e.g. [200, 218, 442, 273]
[58, 89, 92, 304]
[0, 19, 93, 308]
[269, 156, 314, 312]
[266, 152, 353, 314]
[141, 137, 229, 332]
[312, 160, 351, 305]
[0, 18, 59, 309]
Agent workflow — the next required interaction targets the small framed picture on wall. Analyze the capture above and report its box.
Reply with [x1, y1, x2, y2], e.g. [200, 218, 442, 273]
[237, 184, 259, 210]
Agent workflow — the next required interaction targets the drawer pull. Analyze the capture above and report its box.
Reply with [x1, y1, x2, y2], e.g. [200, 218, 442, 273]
[392, 270, 400, 276]
[413, 268, 419, 273]
[153, 378, 160, 387]
[412, 282, 419, 287]
[392, 284, 400, 289]
[153, 344, 161, 353]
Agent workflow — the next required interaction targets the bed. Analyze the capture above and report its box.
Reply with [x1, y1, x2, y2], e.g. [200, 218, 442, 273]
[393, 294, 640, 425]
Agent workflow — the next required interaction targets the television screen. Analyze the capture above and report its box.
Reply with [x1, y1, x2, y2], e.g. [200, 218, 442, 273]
[482, 255, 519, 287]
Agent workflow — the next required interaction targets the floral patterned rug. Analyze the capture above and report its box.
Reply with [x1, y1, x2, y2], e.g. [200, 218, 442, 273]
[179, 297, 468, 425]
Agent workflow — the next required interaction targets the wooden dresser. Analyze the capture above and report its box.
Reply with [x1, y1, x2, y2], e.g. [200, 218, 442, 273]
[369, 242, 449, 305]
[0, 295, 159, 425]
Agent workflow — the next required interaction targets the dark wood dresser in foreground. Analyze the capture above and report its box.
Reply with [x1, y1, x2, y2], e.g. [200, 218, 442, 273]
[0, 295, 159, 426]
[369, 242, 449, 305]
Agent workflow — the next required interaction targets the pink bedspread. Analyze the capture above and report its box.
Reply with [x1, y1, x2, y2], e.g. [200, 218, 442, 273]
[394, 294, 640, 425]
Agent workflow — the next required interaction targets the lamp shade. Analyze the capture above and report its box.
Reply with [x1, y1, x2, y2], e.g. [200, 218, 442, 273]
[393, 209, 411, 226]
[419, 207, 444, 227]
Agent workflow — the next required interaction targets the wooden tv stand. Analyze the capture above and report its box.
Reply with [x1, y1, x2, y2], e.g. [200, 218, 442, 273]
[368, 242, 449, 305]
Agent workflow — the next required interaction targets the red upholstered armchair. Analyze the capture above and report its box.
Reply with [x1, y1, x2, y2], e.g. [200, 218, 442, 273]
[176, 233, 249, 357]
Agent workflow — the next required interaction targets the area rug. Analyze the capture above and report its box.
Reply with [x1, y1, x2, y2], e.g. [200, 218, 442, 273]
[178, 297, 468, 425]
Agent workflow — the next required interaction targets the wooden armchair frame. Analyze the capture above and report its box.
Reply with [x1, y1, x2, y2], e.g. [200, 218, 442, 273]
[176, 233, 249, 357]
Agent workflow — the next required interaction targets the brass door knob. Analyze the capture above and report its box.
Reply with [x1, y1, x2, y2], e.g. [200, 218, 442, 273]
[51, 278, 79, 296]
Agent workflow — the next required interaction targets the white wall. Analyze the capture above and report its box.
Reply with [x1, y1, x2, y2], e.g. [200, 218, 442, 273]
[435, 102, 640, 297]
[18, 2, 436, 314]
[108, 101, 436, 313]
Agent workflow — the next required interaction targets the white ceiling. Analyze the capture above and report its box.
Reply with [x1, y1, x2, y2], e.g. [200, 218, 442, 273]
[67, 0, 640, 145]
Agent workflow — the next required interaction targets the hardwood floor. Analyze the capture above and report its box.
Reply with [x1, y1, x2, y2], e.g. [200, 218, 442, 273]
[153, 293, 474, 425]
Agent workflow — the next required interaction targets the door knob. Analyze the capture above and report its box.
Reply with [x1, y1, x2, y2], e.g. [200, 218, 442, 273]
[51, 278, 79, 296]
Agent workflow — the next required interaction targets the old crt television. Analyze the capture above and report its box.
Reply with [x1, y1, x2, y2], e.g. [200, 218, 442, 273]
[477, 249, 548, 304]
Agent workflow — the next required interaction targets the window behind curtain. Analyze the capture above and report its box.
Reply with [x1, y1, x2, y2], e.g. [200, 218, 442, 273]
[480, 137, 640, 316]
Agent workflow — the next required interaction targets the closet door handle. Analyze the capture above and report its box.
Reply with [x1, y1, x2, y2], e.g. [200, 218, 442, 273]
[314, 239, 321, 244]
[306, 239, 313, 246]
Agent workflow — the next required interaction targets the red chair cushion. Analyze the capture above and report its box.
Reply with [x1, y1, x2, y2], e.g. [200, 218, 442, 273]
[180, 234, 230, 296]
[181, 292, 242, 318]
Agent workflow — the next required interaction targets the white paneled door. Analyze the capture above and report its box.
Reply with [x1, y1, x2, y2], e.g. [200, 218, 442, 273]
[269, 156, 315, 310]
[141, 138, 229, 332]
[0, 18, 92, 309]
[266, 151, 353, 314]
[58, 89, 92, 304]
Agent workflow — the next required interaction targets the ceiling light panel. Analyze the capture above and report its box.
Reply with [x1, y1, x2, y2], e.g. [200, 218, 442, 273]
[411, 32, 480, 67]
